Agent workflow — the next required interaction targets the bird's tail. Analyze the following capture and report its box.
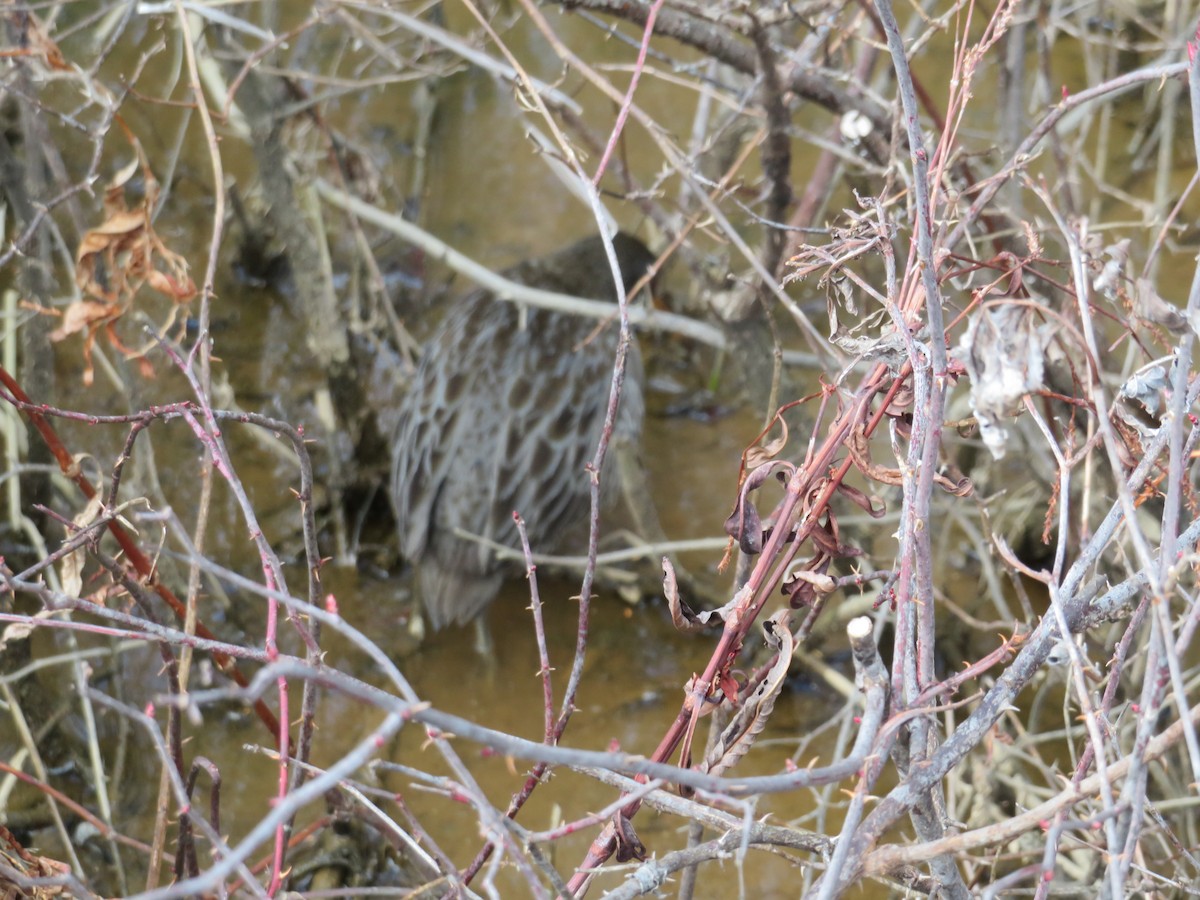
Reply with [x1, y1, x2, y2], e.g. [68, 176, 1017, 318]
[417, 556, 503, 631]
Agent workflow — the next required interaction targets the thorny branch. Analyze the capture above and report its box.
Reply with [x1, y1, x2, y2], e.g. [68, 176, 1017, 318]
[3, 2, 1200, 899]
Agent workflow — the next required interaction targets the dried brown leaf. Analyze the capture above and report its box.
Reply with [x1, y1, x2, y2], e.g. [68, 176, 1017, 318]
[849, 427, 903, 486]
[64, 133, 197, 383]
[1133, 278, 1186, 331]
[613, 813, 647, 863]
[836, 481, 887, 518]
[664, 557, 718, 634]
[700, 610, 794, 777]
[745, 418, 789, 470]
[723, 460, 795, 554]
[783, 554, 836, 608]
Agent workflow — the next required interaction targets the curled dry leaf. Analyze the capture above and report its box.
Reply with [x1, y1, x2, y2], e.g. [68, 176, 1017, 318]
[612, 813, 647, 863]
[830, 321, 910, 369]
[744, 417, 789, 470]
[958, 302, 1044, 459]
[709, 584, 754, 631]
[741, 397, 812, 473]
[848, 426, 972, 496]
[836, 481, 887, 518]
[806, 513, 859, 559]
[670, 579, 753, 638]
[883, 383, 915, 416]
[1092, 238, 1130, 300]
[699, 609, 794, 777]
[1120, 365, 1169, 416]
[1, 609, 59, 651]
[849, 426, 903, 486]
[60, 540, 85, 602]
[829, 270, 857, 315]
[788, 568, 836, 593]
[783, 514, 854, 608]
[723, 460, 795, 554]
[0, 823, 99, 899]
[782, 556, 836, 609]
[1132, 278, 1187, 332]
[53, 134, 197, 384]
[1111, 408, 1150, 472]
[936, 464, 975, 497]
[663, 557, 720, 634]
[60, 493, 105, 600]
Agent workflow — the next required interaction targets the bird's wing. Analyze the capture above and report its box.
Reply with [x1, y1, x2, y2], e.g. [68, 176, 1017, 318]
[391, 297, 509, 566]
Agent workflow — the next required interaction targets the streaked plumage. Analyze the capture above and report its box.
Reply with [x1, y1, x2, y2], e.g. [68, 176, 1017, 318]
[390, 233, 654, 629]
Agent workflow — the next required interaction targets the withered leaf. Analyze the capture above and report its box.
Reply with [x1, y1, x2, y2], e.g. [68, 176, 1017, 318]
[883, 384, 915, 415]
[724, 500, 763, 555]
[2, 609, 57, 650]
[1120, 365, 1169, 416]
[1133, 279, 1187, 331]
[49, 300, 119, 343]
[718, 670, 740, 705]
[1093, 239, 1130, 300]
[936, 466, 974, 497]
[745, 417, 790, 470]
[613, 813, 647, 863]
[836, 481, 886, 518]
[699, 610, 794, 777]
[847, 425, 972, 497]
[849, 427, 903, 486]
[60, 132, 198, 384]
[723, 460, 795, 554]
[807, 520, 862, 560]
[958, 302, 1044, 459]
[830, 322, 909, 367]
[60, 494, 103, 600]
[664, 557, 721, 634]
[782, 557, 836, 609]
